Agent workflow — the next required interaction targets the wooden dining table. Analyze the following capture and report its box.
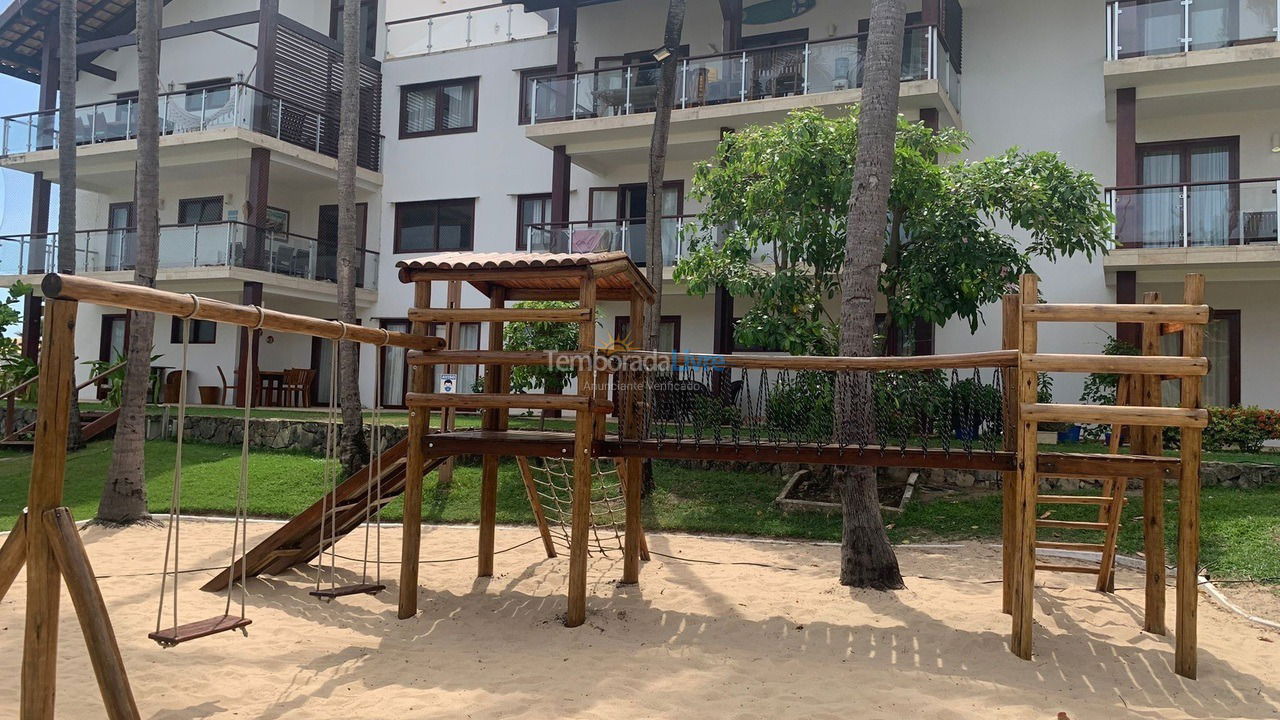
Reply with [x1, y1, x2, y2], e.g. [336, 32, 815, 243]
[255, 370, 286, 407]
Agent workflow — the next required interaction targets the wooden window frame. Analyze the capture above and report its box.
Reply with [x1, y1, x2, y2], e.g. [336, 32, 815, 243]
[516, 192, 553, 250]
[614, 315, 681, 351]
[518, 65, 557, 125]
[177, 196, 224, 225]
[1137, 136, 1241, 246]
[393, 198, 477, 254]
[169, 317, 217, 345]
[588, 180, 684, 222]
[399, 77, 481, 139]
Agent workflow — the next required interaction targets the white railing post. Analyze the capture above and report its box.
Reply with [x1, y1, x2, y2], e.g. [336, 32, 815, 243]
[427, 17, 434, 53]
[1181, 184, 1190, 247]
[1181, 0, 1193, 52]
[89, 110, 97, 143]
[275, 98, 283, 138]
[507, 6, 514, 40]
[192, 224, 200, 267]
[802, 44, 811, 94]
[1274, 0, 1279, 40]
[928, 26, 937, 80]
[315, 114, 322, 152]
[1112, 2, 1123, 59]
[739, 51, 748, 101]
[624, 67, 633, 114]
[573, 74, 581, 119]
[1106, 190, 1117, 244]
[162, 94, 170, 133]
[2, 119, 8, 156]
[466, 11, 473, 47]
[679, 59, 688, 108]
[231, 84, 240, 128]
[532, 80, 540, 124]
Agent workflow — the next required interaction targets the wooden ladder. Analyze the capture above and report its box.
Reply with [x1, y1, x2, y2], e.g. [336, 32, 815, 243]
[1033, 385, 1132, 593]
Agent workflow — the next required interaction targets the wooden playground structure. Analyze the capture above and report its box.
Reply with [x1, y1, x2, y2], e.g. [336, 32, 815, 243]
[0, 253, 1212, 718]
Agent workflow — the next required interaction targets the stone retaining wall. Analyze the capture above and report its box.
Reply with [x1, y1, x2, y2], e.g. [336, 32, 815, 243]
[4, 409, 1277, 488]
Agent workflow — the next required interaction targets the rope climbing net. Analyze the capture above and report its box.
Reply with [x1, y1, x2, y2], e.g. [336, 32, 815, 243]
[522, 457, 626, 556]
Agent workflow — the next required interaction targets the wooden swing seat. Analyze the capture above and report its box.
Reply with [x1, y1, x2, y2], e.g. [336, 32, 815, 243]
[309, 583, 385, 600]
[148, 615, 252, 647]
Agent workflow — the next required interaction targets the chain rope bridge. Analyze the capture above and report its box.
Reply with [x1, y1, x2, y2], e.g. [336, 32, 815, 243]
[0, 253, 1212, 718]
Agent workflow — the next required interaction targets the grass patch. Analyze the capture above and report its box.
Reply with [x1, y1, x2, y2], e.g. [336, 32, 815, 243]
[1045, 440, 1280, 466]
[0, 440, 1276, 583]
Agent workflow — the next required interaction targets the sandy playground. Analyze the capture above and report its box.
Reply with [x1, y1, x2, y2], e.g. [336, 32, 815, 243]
[0, 519, 1276, 719]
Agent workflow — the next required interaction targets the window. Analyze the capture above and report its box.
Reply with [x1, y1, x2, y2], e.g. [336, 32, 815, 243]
[169, 317, 217, 344]
[331, 0, 378, 58]
[614, 315, 680, 352]
[875, 314, 935, 356]
[516, 193, 552, 250]
[177, 196, 223, 224]
[518, 65, 557, 124]
[394, 199, 475, 253]
[1160, 309, 1240, 407]
[400, 77, 479, 138]
[1134, 137, 1240, 248]
[183, 78, 232, 113]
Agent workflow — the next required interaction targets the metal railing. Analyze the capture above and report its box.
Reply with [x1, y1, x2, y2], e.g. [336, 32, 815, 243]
[525, 216, 698, 266]
[0, 221, 380, 289]
[1106, 176, 1280, 248]
[1106, 0, 1280, 60]
[527, 24, 959, 125]
[0, 81, 384, 171]
[385, 2, 557, 58]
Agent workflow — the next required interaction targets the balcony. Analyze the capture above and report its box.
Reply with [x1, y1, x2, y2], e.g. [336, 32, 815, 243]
[385, 2, 557, 59]
[526, 216, 698, 268]
[523, 25, 960, 172]
[0, 82, 383, 190]
[1104, 0, 1280, 112]
[0, 221, 379, 292]
[1104, 176, 1280, 279]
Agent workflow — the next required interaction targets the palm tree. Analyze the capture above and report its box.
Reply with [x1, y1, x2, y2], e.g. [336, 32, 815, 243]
[336, 0, 368, 474]
[642, 0, 686, 352]
[57, 0, 85, 451]
[99, 0, 160, 524]
[833, 0, 907, 589]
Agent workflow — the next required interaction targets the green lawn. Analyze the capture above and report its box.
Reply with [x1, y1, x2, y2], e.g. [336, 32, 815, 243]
[1046, 440, 1280, 466]
[1, 440, 1276, 583]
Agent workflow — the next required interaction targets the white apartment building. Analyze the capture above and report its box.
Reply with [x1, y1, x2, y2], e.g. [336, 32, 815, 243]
[0, 0, 1277, 412]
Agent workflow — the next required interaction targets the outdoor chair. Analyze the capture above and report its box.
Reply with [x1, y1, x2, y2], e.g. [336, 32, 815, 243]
[281, 368, 315, 408]
[215, 366, 236, 406]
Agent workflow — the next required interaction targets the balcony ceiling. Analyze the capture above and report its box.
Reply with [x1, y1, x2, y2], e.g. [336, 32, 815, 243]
[0, 0, 153, 82]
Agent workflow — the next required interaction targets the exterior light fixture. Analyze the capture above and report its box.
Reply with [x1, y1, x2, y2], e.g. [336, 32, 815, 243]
[1271, 132, 1280, 153]
[652, 46, 673, 63]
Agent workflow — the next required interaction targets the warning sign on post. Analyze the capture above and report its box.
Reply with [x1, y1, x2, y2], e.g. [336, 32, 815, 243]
[439, 374, 458, 394]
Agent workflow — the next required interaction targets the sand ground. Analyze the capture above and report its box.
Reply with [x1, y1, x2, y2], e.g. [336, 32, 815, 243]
[0, 520, 1277, 719]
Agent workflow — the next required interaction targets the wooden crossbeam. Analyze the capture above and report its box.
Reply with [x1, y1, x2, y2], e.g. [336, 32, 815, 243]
[1022, 353, 1208, 376]
[1021, 403, 1208, 428]
[1023, 303, 1210, 324]
[407, 307, 592, 323]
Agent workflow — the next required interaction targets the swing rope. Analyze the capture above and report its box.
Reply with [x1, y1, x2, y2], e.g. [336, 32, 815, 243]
[154, 302, 196, 638]
[223, 305, 264, 620]
[315, 332, 342, 596]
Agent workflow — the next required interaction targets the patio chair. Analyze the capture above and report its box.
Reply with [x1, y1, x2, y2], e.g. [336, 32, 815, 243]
[281, 368, 315, 408]
[216, 366, 236, 406]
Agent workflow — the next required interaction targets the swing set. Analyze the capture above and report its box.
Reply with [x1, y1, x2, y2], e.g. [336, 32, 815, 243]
[0, 254, 1211, 718]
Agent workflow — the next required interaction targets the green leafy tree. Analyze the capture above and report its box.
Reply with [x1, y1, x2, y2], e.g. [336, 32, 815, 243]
[675, 109, 1115, 356]
[0, 282, 36, 394]
[503, 301, 581, 429]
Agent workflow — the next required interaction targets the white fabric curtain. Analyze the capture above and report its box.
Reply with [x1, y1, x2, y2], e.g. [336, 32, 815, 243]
[442, 83, 475, 129]
[1188, 148, 1231, 247]
[1141, 153, 1181, 248]
[1203, 317, 1231, 407]
[457, 324, 481, 394]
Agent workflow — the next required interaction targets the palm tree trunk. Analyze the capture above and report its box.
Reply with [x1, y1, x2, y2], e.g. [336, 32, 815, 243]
[833, 0, 906, 589]
[57, 0, 85, 451]
[336, 0, 368, 474]
[643, 0, 686, 352]
[99, 0, 160, 524]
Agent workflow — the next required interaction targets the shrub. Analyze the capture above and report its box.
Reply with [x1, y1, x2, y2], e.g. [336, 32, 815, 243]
[1204, 406, 1280, 454]
[765, 371, 833, 440]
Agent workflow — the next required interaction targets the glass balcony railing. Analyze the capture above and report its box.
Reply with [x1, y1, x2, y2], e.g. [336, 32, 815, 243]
[0, 221, 380, 289]
[1106, 0, 1279, 60]
[526, 24, 959, 124]
[1106, 177, 1280, 249]
[525, 216, 698, 267]
[0, 82, 383, 171]
[385, 2, 556, 58]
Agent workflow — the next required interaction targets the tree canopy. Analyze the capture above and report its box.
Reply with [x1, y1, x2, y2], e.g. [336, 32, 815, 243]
[674, 108, 1115, 355]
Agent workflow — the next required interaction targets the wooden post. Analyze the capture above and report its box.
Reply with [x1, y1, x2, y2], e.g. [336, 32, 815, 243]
[439, 281, 462, 484]
[566, 273, 597, 627]
[1139, 290, 1167, 635]
[1011, 275, 1039, 661]
[23, 298, 77, 718]
[478, 287, 507, 578]
[1000, 294, 1019, 615]
[516, 457, 558, 558]
[0, 511, 28, 602]
[621, 291, 647, 585]
[43, 508, 140, 720]
[399, 282, 431, 620]
[1176, 274, 1205, 679]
